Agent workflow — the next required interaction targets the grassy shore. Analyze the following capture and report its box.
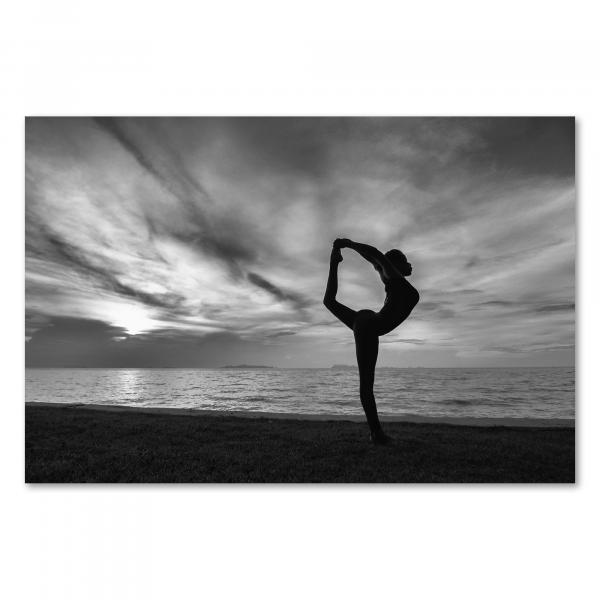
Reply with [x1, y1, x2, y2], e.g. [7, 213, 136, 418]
[25, 404, 575, 483]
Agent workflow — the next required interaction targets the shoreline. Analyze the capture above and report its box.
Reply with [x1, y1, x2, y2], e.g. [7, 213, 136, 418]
[25, 401, 574, 429]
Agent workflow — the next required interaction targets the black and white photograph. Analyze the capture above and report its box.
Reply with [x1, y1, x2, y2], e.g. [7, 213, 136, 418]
[25, 116, 575, 483]
[6, 3, 600, 600]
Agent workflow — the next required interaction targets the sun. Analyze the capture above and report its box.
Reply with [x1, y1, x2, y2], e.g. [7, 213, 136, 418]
[112, 305, 157, 335]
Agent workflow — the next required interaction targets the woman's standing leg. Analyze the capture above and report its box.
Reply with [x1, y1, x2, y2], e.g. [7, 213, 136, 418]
[353, 312, 385, 439]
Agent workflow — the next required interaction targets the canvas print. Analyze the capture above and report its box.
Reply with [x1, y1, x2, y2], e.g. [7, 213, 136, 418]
[25, 117, 575, 483]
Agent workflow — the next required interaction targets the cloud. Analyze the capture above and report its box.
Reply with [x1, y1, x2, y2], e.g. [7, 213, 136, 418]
[247, 272, 313, 310]
[380, 338, 426, 345]
[25, 316, 255, 367]
[43, 229, 185, 310]
[25, 117, 575, 367]
[476, 300, 517, 307]
[532, 303, 575, 313]
[92, 117, 258, 276]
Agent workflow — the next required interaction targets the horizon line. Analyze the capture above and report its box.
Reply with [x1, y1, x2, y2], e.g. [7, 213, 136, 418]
[25, 365, 575, 369]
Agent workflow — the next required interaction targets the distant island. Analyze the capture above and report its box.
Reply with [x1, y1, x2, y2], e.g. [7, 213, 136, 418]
[220, 364, 274, 369]
[331, 364, 422, 370]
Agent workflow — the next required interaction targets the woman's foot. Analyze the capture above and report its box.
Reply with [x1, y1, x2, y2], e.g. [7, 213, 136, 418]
[369, 430, 394, 445]
[331, 246, 343, 263]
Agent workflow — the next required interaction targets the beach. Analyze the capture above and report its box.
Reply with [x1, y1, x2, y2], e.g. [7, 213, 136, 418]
[25, 403, 575, 483]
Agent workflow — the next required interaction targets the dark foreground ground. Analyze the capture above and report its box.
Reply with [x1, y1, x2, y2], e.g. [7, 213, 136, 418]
[25, 405, 575, 483]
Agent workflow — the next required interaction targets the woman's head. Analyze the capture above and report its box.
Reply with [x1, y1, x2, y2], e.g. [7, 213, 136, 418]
[385, 249, 412, 276]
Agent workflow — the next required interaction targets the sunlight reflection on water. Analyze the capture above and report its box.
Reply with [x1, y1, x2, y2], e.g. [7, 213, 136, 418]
[25, 367, 575, 419]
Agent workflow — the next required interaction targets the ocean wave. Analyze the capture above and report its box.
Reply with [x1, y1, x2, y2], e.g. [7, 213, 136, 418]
[25, 367, 575, 419]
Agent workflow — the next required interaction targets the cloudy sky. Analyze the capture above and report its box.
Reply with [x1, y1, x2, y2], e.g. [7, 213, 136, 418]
[25, 117, 575, 367]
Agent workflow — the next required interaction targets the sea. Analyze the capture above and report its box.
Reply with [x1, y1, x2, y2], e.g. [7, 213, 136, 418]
[25, 366, 575, 420]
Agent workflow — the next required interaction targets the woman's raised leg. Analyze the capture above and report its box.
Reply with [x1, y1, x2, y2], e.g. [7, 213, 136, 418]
[323, 247, 356, 329]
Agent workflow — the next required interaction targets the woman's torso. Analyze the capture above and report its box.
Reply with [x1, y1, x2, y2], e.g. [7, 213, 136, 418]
[375, 277, 420, 335]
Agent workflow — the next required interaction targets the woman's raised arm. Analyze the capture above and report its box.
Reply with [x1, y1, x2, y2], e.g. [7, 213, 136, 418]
[334, 238, 401, 279]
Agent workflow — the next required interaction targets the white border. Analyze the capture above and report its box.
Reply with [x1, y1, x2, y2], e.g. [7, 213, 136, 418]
[3, 2, 599, 599]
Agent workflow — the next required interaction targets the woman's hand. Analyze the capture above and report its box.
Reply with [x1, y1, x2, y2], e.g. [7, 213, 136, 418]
[334, 238, 352, 250]
[330, 246, 343, 263]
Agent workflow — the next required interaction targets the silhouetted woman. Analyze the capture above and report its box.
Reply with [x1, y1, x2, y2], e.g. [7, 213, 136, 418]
[323, 238, 419, 444]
